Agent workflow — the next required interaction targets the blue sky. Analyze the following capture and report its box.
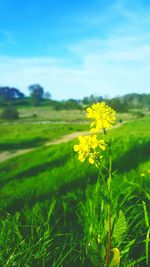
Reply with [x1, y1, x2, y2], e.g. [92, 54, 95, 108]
[0, 0, 150, 100]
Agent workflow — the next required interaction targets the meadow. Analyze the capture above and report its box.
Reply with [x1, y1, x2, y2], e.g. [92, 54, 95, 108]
[0, 123, 88, 151]
[0, 105, 142, 124]
[0, 112, 150, 266]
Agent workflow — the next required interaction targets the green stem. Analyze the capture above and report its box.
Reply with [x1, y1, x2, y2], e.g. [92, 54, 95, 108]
[105, 204, 111, 267]
[99, 165, 107, 189]
[96, 167, 102, 192]
[105, 134, 112, 267]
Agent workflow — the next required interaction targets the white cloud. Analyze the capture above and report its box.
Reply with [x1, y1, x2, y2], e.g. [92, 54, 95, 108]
[0, 43, 150, 100]
[0, 0, 150, 99]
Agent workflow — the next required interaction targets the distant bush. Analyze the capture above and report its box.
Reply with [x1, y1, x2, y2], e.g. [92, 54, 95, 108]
[107, 98, 128, 113]
[54, 99, 82, 110]
[0, 107, 19, 120]
[32, 113, 38, 118]
[132, 111, 145, 119]
[118, 118, 123, 123]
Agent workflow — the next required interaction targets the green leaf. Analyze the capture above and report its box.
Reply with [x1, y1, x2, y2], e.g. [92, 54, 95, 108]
[142, 200, 149, 228]
[113, 210, 127, 243]
[109, 248, 120, 267]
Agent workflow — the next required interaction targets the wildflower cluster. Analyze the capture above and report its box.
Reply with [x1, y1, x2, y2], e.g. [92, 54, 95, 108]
[87, 102, 116, 133]
[73, 102, 116, 166]
[74, 135, 105, 165]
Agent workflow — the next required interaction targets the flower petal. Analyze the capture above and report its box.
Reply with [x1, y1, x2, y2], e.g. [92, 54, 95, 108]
[73, 144, 79, 152]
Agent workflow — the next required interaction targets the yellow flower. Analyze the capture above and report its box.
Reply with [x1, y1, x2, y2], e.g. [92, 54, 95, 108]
[73, 134, 105, 165]
[86, 102, 116, 132]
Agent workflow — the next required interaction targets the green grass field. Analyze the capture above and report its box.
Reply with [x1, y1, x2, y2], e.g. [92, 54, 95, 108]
[0, 106, 144, 124]
[0, 107, 87, 123]
[0, 116, 150, 266]
[0, 123, 88, 151]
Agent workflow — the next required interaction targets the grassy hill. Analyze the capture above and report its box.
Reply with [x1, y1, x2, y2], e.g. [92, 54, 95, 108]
[0, 116, 150, 266]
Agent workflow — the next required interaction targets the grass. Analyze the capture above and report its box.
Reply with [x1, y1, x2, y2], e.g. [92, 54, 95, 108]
[18, 107, 86, 122]
[0, 116, 150, 266]
[0, 106, 146, 124]
[0, 123, 88, 151]
[0, 107, 87, 123]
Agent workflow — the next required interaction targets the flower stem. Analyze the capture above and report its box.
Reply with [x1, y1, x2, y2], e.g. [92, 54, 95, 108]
[105, 204, 111, 267]
[105, 142, 112, 267]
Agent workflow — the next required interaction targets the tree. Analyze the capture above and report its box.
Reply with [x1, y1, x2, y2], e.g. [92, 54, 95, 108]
[44, 92, 51, 99]
[64, 99, 82, 109]
[82, 95, 103, 105]
[0, 86, 24, 102]
[108, 98, 128, 113]
[28, 84, 44, 106]
[82, 96, 90, 105]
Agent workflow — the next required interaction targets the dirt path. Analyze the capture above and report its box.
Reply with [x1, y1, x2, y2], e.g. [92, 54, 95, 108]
[0, 123, 123, 163]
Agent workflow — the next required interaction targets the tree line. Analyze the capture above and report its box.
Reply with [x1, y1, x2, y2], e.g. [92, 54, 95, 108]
[0, 84, 150, 119]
